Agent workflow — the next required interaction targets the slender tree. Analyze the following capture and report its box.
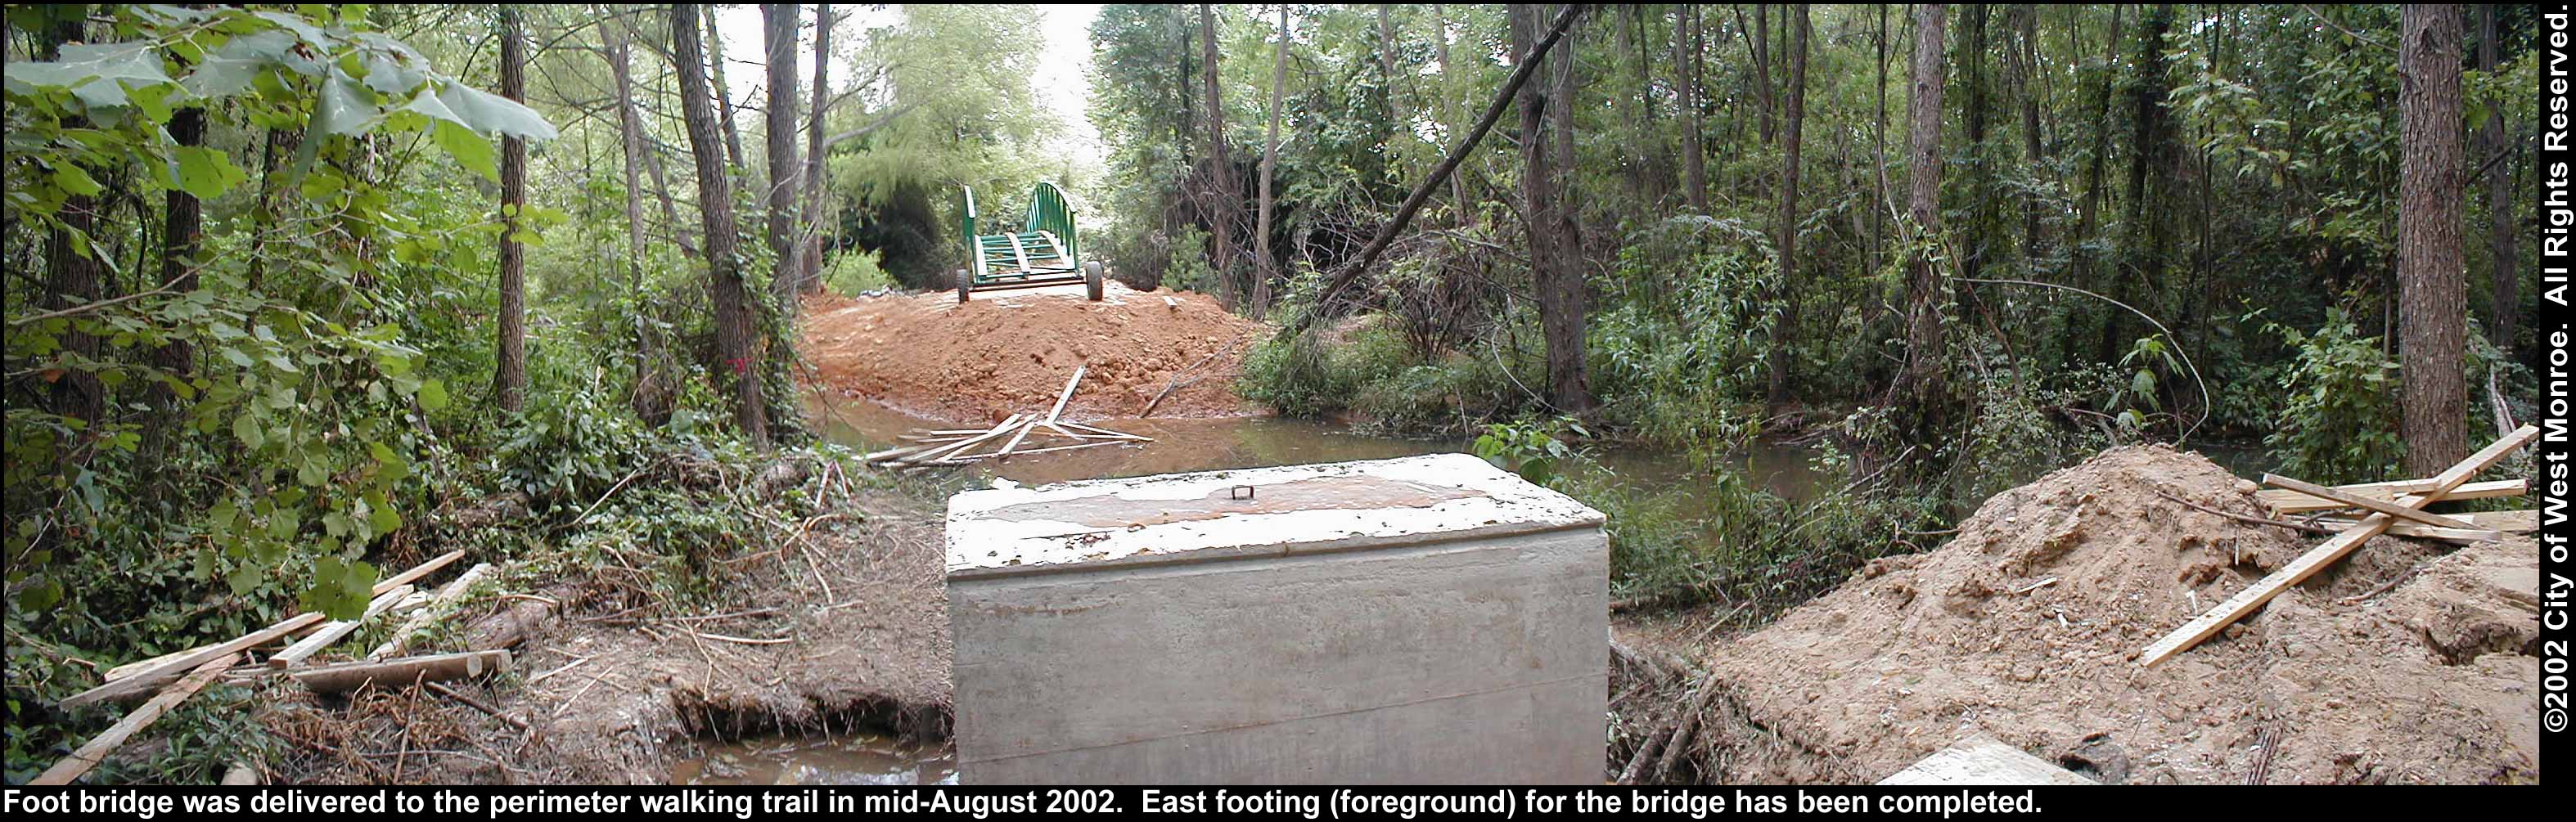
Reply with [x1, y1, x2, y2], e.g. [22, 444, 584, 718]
[1198, 4, 1239, 301]
[705, 3, 750, 182]
[2480, 4, 2516, 348]
[799, 4, 835, 294]
[1254, 5, 1288, 319]
[493, 6, 529, 413]
[673, 2, 768, 442]
[1768, 4, 1808, 402]
[1515, 3, 1595, 415]
[2398, 3, 2466, 474]
[1678, 5, 1708, 211]
[1434, 3, 1476, 227]
[763, 3, 803, 316]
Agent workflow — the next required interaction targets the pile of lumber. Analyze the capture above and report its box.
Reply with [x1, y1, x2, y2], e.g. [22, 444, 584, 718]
[862, 366, 1151, 469]
[2138, 424, 2538, 667]
[34, 550, 510, 785]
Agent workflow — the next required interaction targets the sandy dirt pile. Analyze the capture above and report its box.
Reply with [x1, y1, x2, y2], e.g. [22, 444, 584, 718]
[799, 283, 1263, 424]
[1689, 444, 2539, 784]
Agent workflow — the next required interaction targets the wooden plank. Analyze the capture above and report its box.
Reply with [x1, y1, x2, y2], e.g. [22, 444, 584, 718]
[903, 414, 1024, 465]
[1877, 734, 2096, 786]
[2259, 478, 2524, 514]
[2259, 474, 2483, 530]
[2141, 425, 2538, 667]
[2315, 509, 2533, 539]
[271, 584, 414, 667]
[368, 563, 495, 660]
[1060, 420, 1152, 442]
[61, 549, 466, 708]
[1046, 366, 1087, 423]
[993, 419, 1038, 460]
[30, 653, 242, 785]
[289, 649, 511, 694]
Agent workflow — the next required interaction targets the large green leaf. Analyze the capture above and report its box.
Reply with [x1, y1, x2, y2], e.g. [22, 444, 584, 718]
[433, 119, 498, 182]
[309, 74, 379, 137]
[435, 83, 558, 141]
[169, 146, 248, 200]
[7, 41, 173, 110]
[182, 29, 296, 99]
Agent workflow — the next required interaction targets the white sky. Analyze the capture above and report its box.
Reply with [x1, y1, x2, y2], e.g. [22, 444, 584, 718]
[709, 4, 1105, 173]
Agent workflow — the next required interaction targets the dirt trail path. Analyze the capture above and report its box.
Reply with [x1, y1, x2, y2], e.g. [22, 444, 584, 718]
[800, 283, 1263, 424]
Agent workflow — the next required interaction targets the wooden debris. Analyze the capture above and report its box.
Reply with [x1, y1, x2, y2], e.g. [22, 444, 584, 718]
[369, 562, 496, 661]
[289, 649, 511, 694]
[2259, 478, 2524, 514]
[63, 550, 466, 708]
[2259, 474, 2482, 531]
[2153, 489, 2335, 536]
[2140, 425, 2538, 667]
[270, 584, 416, 668]
[859, 366, 1151, 470]
[2314, 508, 2535, 537]
[1879, 734, 2097, 786]
[32, 653, 241, 785]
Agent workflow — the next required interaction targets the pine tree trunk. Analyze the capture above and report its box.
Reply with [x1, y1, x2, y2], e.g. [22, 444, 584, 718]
[762, 3, 802, 317]
[2398, 2, 2466, 475]
[673, 2, 768, 443]
[493, 6, 529, 413]
[1899, 3, 1949, 399]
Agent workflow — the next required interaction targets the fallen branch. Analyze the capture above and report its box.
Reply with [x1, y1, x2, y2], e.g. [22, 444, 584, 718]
[2152, 489, 2336, 536]
[290, 650, 512, 694]
[425, 681, 527, 730]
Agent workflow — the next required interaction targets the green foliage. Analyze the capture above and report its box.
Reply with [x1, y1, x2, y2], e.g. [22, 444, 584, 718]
[1472, 416, 1588, 489]
[2263, 309, 2403, 484]
[819, 249, 894, 295]
[1587, 222, 1780, 461]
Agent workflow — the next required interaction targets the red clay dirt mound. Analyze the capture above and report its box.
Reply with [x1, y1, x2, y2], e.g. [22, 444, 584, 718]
[1689, 444, 2538, 784]
[799, 282, 1263, 424]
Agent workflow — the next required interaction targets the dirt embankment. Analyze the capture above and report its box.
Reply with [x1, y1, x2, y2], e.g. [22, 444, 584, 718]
[1628, 445, 2540, 784]
[799, 283, 1263, 424]
[259, 488, 953, 784]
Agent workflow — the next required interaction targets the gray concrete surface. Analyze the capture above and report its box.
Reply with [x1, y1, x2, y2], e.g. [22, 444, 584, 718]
[944, 455, 1607, 784]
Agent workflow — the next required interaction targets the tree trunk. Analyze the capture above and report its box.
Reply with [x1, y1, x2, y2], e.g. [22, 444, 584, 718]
[608, 16, 671, 424]
[1549, 5, 1580, 250]
[1254, 6, 1288, 320]
[1515, 3, 1595, 415]
[1768, 4, 1808, 403]
[141, 105, 206, 507]
[673, 2, 769, 443]
[493, 6, 529, 413]
[1678, 5, 1708, 212]
[2398, 3, 2466, 475]
[1961, 3, 1989, 287]
[705, 4, 749, 182]
[800, 4, 834, 295]
[39, 16, 104, 430]
[763, 3, 802, 317]
[1198, 4, 1238, 301]
[2016, 3, 2045, 263]
[1898, 3, 1949, 400]
[2479, 3, 2515, 348]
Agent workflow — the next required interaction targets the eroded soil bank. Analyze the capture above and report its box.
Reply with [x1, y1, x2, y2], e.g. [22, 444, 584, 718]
[1613, 445, 2540, 784]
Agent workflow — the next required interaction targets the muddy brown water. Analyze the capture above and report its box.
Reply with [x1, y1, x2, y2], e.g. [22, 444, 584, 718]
[687, 394, 1828, 784]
